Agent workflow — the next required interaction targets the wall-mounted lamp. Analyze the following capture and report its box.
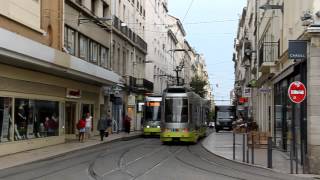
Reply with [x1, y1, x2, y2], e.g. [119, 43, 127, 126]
[259, 3, 284, 13]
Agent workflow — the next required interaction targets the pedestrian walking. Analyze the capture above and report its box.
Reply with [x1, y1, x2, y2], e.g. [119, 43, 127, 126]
[85, 112, 92, 139]
[97, 115, 108, 141]
[124, 115, 131, 133]
[77, 117, 86, 142]
[106, 113, 112, 135]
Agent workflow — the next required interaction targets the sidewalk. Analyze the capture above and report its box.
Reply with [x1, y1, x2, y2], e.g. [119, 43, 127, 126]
[202, 131, 320, 179]
[0, 131, 142, 170]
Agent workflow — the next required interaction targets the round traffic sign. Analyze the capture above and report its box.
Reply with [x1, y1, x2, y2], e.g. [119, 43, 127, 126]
[288, 81, 306, 104]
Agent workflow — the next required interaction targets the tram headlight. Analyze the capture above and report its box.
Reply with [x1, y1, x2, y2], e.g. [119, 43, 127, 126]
[146, 125, 150, 128]
[157, 126, 160, 128]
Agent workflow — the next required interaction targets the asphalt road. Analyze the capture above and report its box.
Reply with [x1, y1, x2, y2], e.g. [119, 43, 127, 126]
[0, 137, 311, 180]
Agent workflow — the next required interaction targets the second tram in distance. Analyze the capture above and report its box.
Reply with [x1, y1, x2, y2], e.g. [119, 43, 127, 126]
[143, 95, 162, 136]
[160, 86, 209, 143]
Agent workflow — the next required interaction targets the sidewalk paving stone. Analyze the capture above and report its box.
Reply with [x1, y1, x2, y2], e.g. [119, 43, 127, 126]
[0, 131, 142, 170]
[202, 131, 320, 179]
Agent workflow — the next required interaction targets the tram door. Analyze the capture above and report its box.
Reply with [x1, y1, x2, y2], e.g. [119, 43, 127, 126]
[65, 102, 77, 136]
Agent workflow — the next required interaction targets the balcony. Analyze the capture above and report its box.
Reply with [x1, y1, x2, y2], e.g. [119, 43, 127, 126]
[136, 78, 154, 93]
[259, 41, 279, 73]
[113, 16, 147, 52]
[125, 76, 154, 93]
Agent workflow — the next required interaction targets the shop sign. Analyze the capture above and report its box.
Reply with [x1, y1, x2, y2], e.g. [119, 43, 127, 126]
[288, 40, 307, 59]
[239, 97, 248, 104]
[288, 81, 306, 104]
[243, 87, 251, 97]
[66, 88, 81, 98]
[259, 87, 272, 93]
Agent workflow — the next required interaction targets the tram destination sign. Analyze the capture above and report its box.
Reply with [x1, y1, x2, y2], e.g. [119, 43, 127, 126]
[288, 40, 307, 59]
[288, 81, 306, 104]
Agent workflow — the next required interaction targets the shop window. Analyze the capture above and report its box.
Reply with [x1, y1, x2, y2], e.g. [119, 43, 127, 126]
[0, 97, 12, 143]
[14, 99, 59, 140]
[90, 41, 99, 64]
[79, 35, 89, 61]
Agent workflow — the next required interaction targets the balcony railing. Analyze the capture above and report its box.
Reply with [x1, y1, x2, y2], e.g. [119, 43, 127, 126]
[258, 41, 279, 68]
[113, 16, 147, 52]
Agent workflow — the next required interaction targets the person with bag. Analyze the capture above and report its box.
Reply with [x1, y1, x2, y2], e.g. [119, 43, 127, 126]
[97, 115, 108, 141]
[77, 117, 86, 142]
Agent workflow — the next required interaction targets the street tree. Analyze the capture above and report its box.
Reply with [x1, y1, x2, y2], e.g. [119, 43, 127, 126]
[190, 75, 208, 98]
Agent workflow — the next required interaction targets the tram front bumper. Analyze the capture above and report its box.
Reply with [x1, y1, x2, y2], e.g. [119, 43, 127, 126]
[143, 127, 161, 135]
[160, 132, 196, 142]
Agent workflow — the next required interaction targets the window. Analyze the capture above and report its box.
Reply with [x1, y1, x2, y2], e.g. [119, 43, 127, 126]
[64, 26, 76, 55]
[76, 0, 82, 5]
[165, 98, 188, 123]
[117, 48, 121, 73]
[137, 1, 140, 11]
[91, 0, 96, 14]
[123, 5, 126, 20]
[123, 50, 127, 75]
[0, 97, 12, 143]
[100, 46, 109, 68]
[15, 99, 59, 140]
[79, 35, 89, 61]
[103, 3, 109, 17]
[90, 41, 99, 64]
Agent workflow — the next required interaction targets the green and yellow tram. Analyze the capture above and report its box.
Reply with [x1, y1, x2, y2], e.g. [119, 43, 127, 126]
[143, 95, 162, 136]
[160, 86, 209, 143]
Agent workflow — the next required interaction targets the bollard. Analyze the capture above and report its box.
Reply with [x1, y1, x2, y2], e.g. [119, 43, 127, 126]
[267, 137, 272, 168]
[243, 133, 245, 162]
[233, 132, 235, 160]
[251, 133, 254, 164]
[290, 139, 294, 174]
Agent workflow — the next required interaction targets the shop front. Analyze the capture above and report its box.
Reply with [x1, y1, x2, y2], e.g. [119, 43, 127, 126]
[273, 61, 307, 165]
[0, 64, 102, 156]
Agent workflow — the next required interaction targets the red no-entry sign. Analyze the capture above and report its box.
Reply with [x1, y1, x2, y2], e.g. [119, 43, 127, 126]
[288, 81, 306, 104]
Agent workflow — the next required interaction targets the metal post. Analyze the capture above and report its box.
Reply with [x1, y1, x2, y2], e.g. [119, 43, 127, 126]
[267, 137, 272, 168]
[243, 133, 246, 162]
[246, 133, 249, 163]
[302, 141, 305, 174]
[296, 141, 299, 174]
[251, 133, 254, 164]
[233, 132, 236, 160]
[290, 139, 294, 174]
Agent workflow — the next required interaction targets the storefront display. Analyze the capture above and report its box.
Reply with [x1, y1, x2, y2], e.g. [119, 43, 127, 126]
[14, 99, 59, 140]
[0, 97, 12, 143]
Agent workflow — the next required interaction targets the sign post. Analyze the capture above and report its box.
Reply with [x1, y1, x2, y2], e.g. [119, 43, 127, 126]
[288, 81, 306, 104]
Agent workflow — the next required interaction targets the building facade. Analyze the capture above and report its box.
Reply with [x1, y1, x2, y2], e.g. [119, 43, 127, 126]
[0, 0, 122, 155]
[234, 0, 320, 174]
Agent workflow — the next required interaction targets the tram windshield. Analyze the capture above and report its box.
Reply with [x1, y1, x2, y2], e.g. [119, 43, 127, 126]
[165, 98, 188, 123]
[145, 101, 161, 121]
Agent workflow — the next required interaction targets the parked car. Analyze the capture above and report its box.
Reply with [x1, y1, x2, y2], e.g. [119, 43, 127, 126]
[208, 122, 215, 128]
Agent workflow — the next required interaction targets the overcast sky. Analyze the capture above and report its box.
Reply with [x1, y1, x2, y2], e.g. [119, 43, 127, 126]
[168, 0, 246, 105]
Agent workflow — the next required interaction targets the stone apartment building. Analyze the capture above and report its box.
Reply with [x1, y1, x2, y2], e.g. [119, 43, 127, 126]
[234, 0, 320, 174]
[0, 0, 122, 155]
